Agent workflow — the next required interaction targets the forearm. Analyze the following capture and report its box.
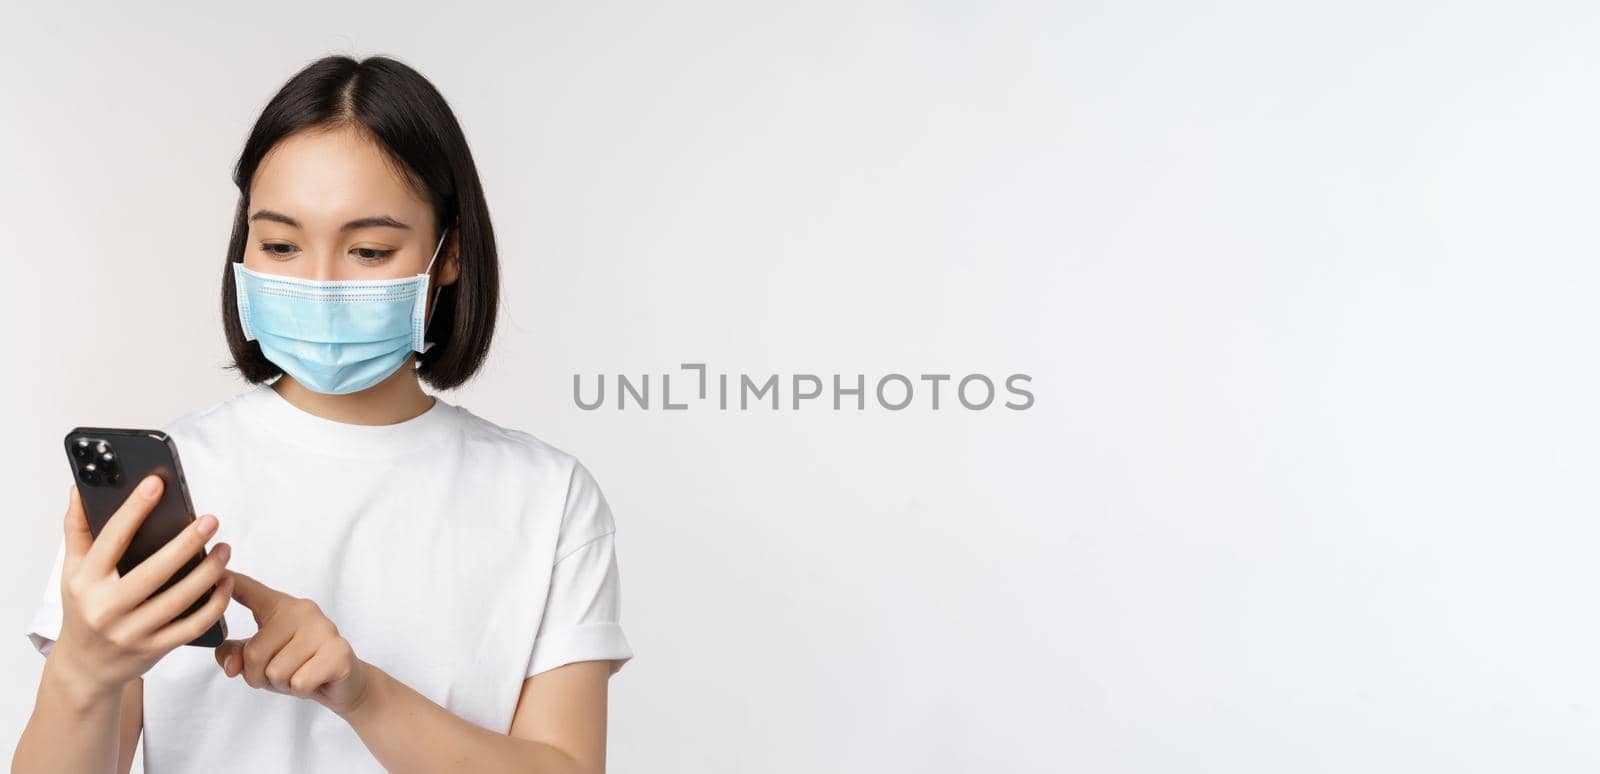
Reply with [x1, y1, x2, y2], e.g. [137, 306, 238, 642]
[338, 662, 591, 774]
[11, 653, 123, 774]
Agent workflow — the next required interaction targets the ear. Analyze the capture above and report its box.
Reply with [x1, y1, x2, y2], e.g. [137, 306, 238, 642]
[437, 225, 461, 287]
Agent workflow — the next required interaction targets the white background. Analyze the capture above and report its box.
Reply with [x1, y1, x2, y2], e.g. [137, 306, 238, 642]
[3, 1, 1598, 771]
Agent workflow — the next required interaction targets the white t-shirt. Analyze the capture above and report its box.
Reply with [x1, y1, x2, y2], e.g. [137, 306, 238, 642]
[25, 384, 633, 773]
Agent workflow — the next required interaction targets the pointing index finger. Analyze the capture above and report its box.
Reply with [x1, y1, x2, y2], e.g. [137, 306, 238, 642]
[226, 570, 284, 620]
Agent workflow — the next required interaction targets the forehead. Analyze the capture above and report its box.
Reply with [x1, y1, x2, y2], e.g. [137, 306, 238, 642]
[249, 126, 431, 225]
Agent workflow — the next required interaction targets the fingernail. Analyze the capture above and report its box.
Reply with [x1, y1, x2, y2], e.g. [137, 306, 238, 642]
[196, 514, 218, 536]
[223, 653, 237, 673]
[213, 542, 231, 561]
[140, 476, 161, 498]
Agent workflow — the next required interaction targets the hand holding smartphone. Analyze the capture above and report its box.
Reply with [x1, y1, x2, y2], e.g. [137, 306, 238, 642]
[62, 428, 230, 648]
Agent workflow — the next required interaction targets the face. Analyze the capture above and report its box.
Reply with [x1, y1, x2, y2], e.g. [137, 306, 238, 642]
[243, 125, 458, 286]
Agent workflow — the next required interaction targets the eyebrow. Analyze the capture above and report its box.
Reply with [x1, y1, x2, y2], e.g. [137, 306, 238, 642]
[248, 209, 412, 231]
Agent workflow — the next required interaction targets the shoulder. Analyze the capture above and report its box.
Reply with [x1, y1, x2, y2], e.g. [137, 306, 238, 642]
[448, 403, 608, 497]
[454, 407, 620, 546]
[445, 406, 620, 558]
[449, 403, 581, 473]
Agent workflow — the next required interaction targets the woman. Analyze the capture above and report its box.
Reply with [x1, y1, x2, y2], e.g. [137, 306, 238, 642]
[13, 55, 632, 774]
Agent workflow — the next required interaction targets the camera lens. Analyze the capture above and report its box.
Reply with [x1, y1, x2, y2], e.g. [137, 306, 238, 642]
[73, 438, 116, 486]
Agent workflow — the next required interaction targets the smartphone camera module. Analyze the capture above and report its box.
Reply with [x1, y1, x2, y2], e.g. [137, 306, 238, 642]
[71, 437, 119, 486]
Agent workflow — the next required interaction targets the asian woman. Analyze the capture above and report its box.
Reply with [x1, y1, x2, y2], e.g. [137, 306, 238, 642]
[13, 54, 632, 774]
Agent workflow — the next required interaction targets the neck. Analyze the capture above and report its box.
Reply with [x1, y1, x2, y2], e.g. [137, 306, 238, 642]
[271, 358, 436, 425]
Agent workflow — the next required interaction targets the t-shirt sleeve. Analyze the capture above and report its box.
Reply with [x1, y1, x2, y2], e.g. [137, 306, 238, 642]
[525, 462, 634, 678]
[25, 536, 69, 658]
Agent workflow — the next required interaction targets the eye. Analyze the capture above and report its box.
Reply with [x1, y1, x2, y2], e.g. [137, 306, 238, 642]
[258, 241, 298, 259]
[351, 247, 397, 263]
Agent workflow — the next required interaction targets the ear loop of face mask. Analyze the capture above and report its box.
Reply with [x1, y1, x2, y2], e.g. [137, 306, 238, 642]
[419, 226, 450, 353]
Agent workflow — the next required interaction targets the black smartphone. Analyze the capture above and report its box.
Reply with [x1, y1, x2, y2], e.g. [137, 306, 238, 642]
[63, 428, 227, 648]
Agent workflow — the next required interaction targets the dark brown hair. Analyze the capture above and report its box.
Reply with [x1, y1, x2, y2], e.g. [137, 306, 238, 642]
[222, 55, 499, 390]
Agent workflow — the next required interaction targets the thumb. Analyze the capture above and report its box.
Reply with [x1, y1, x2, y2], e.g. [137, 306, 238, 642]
[214, 639, 246, 677]
[62, 485, 93, 564]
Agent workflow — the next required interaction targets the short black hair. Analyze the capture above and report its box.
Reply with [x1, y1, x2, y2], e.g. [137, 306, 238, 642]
[221, 54, 499, 390]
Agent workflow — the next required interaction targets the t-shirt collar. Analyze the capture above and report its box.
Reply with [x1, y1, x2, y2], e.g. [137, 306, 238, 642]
[240, 382, 458, 458]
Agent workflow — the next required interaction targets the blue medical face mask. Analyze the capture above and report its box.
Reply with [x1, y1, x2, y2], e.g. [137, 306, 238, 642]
[232, 228, 449, 395]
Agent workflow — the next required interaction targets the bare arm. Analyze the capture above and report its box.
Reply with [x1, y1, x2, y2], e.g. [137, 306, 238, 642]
[337, 660, 612, 774]
[12, 669, 140, 774]
[115, 679, 142, 774]
[12, 660, 120, 774]
[215, 571, 613, 774]
[13, 480, 228, 774]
